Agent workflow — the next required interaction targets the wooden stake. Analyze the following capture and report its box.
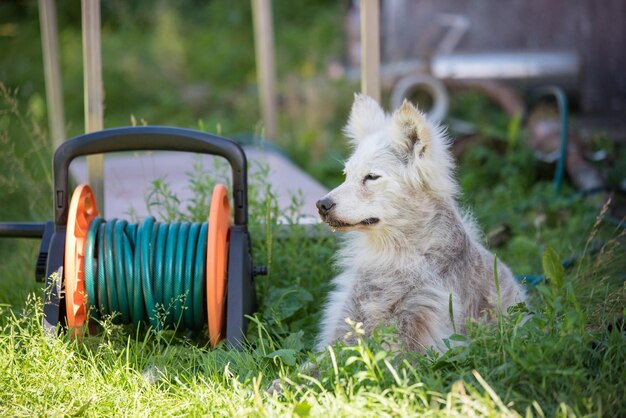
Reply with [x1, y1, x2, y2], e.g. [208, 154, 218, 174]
[251, 0, 278, 139]
[38, 0, 66, 149]
[360, 0, 381, 102]
[81, 0, 104, 210]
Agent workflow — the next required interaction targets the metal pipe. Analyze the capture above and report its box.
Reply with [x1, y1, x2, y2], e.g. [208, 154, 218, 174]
[0, 222, 47, 238]
[432, 51, 579, 87]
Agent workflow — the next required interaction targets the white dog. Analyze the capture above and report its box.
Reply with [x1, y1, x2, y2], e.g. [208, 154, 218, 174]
[315, 95, 527, 352]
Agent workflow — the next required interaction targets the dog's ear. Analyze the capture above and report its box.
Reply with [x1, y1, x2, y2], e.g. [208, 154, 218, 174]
[389, 99, 431, 159]
[343, 94, 386, 144]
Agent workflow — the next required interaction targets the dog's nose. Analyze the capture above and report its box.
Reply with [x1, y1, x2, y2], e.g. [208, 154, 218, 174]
[316, 198, 335, 216]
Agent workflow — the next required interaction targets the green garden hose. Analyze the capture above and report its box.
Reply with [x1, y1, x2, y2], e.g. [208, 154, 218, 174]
[84, 216, 208, 330]
[526, 86, 569, 193]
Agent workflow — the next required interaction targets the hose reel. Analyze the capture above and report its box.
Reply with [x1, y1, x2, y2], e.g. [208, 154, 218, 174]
[0, 126, 264, 348]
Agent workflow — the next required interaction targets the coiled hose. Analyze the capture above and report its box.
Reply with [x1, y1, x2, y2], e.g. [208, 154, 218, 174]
[83, 216, 208, 330]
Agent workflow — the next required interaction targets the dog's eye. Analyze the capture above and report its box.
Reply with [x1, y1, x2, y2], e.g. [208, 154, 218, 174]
[363, 173, 381, 183]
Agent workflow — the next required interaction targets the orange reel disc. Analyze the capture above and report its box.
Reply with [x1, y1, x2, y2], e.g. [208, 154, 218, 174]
[207, 184, 231, 347]
[65, 184, 99, 332]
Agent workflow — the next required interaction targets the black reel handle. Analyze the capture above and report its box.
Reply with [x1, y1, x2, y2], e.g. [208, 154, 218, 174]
[53, 126, 248, 227]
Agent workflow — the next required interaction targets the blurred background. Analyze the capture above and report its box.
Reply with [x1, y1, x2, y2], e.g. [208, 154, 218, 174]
[1, 0, 623, 179]
[1, 0, 625, 188]
[1, 0, 625, 300]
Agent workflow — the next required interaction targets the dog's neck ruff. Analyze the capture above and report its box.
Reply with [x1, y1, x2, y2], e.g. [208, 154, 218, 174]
[340, 203, 470, 266]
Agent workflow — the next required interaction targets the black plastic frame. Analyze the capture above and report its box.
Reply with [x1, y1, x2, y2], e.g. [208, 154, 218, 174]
[53, 126, 248, 227]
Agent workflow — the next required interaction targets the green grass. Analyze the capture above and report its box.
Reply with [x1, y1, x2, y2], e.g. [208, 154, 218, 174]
[0, 185, 624, 416]
[0, 83, 49, 300]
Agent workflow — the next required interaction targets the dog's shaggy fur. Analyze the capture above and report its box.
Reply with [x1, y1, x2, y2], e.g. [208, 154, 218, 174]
[315, 95, 527, 352]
